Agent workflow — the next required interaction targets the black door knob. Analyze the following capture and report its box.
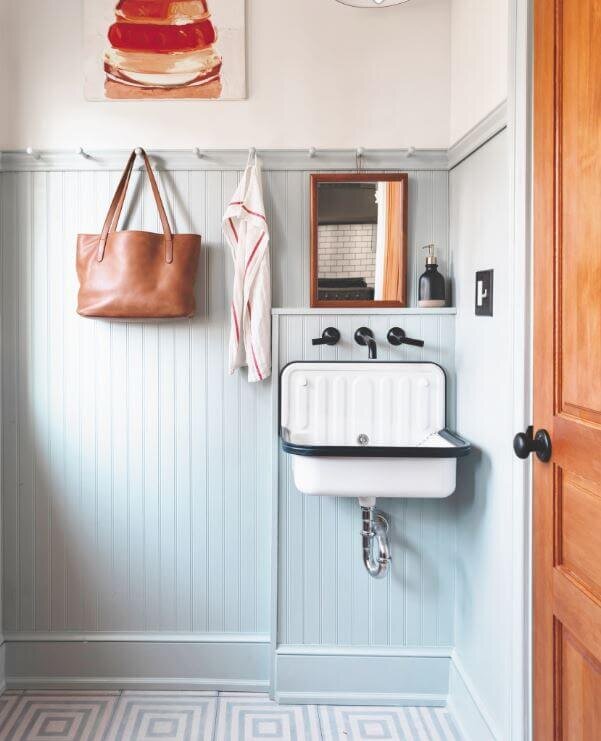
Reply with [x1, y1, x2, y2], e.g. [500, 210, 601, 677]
[312, 327, 341, 346]
[513, 425, 552, 462]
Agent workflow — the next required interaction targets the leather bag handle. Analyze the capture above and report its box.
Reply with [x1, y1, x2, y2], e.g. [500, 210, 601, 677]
[97, 148, 174, 264]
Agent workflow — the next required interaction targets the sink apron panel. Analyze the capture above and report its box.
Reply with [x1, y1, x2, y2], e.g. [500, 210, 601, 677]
[291, 454, 457, 498]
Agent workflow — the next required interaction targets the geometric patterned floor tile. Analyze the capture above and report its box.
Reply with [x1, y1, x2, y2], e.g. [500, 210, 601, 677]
[0, 690, 465, 741]
[318, 705, 463, 741]
[104, 692, 218, 741]
[215, 696, 322, 740]
[0, 693, 22, 733]
[0, 693, 119, 740]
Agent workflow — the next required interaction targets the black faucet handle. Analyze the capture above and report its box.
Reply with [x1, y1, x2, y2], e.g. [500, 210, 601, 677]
[354, 327, 374, 345]
[387, 327, 425, 348]
[354, 327, 377, 359]
[312, 327, 341, 346]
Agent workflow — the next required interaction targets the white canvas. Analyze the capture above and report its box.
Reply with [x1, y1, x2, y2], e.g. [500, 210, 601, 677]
[84, 0, 246, 100]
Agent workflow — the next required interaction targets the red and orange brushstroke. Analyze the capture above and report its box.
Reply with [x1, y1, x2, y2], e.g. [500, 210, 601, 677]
[104, 0, 223, 99]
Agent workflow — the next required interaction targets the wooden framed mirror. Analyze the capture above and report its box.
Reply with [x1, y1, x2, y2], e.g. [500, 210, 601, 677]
[310, 173, 408, 308]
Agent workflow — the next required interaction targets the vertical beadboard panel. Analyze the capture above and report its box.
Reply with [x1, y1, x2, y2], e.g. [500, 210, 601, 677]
[17, 173, 34, 634]
[277, 313, 456, 647]
[2, 173, 18, 632]
[1, 163, 449, 641]
[0, 168, 271, 636]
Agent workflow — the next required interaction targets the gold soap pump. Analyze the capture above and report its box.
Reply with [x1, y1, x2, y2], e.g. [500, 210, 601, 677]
[418, 244, 446, 308]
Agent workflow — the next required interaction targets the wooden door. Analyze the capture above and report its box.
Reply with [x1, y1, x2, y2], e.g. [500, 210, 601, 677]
[534, 0, 601, 738]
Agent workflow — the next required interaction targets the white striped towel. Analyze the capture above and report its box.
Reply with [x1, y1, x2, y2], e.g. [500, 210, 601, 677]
[222, 152, 271, 382]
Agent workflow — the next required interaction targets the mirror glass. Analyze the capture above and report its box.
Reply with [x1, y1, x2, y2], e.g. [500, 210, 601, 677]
[311, 174, 408, 307]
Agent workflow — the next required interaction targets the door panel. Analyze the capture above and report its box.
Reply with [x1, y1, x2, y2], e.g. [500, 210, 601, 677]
[558, 470, 601, 598]
[559, 0, 601, 425]
[560, 627, 601, 741]
[534, 0, 601, 737]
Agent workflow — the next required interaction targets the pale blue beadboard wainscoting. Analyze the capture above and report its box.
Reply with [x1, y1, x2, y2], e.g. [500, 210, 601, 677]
[0, 149, 454, 696]
[272, 309, 456, 705]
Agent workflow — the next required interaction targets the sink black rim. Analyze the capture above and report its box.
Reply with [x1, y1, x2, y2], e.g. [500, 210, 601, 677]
[281, 428, 471, 458]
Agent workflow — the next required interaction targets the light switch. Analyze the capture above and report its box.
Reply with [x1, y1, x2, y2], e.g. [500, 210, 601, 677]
[475, 270, 494, 316]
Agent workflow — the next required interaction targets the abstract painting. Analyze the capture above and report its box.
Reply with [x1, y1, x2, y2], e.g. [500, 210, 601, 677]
[84, 0, 246, 100]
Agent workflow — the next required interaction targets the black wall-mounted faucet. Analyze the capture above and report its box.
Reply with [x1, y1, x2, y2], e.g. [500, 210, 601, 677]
[354, 327, 377, 359]
[387, 327, 425, 348]
[312, 327, 341, 346]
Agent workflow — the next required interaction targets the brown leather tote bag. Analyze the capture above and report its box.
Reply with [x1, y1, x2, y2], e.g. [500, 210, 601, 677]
[77, 149, 201, 318]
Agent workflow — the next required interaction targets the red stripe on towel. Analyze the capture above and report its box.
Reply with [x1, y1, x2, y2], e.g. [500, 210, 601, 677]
[231, 304, 240, 343]
[245, 232, 266, 274]
[246, 301, 263, 381]
[228, 217, 238, 243]
[230, 202, 267, 223]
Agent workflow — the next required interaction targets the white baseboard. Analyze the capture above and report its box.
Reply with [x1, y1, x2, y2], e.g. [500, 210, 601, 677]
[447, 652, 499, 741]
[5, 635, 270, 692]
[275, 691, 446, 707]
[274, 647, 450, 707]
[4, 632, 269, 644]
[6, 677, 269, 692]
[4, 635, 512, 725]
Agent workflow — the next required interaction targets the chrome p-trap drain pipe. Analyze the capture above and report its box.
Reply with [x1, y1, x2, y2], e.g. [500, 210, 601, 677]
[360, 505, 391, 579]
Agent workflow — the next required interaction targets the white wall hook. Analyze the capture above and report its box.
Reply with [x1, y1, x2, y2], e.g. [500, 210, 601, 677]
[249, 146, 257, 158]
[406, 146, 416, 158]
[193, 147, 204, 158]
[76, 147, 91, 159]
[26, 147, 41, 160]
[135, 148, 157, 170]
[308, 147, 317, 158]
[355, 147, 364, 172]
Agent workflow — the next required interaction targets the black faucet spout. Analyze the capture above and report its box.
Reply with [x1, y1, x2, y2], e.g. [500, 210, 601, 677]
[354, 327, 377, 359]
[365, 337, 377, 359]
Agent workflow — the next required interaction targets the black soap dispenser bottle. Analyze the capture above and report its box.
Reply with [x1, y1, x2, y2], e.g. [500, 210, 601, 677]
[418, 244, 446, 308]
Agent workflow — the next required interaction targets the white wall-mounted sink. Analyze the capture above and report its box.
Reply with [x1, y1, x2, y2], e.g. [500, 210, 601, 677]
[280, 361, 470, 502]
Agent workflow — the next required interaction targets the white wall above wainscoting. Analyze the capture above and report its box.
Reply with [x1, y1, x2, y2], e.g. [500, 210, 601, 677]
[0, 0, 451, 150]
[450, 0, 509, 145]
